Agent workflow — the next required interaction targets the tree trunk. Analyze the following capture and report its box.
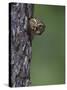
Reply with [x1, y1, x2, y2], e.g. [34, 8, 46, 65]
[9, 3, 34, 87]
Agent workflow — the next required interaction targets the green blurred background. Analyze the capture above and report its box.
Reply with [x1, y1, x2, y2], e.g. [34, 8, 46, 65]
[30, 4, 65, 86]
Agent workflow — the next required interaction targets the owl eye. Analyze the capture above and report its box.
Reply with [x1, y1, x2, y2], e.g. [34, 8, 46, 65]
[32, 26, 37, 31]
[39, 25, 43, 29]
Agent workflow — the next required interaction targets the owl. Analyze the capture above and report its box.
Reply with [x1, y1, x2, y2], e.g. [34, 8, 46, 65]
[29, 18, 46, 35]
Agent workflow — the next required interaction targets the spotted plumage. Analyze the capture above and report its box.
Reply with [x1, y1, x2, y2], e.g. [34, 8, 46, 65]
[29, 18, 46, 35]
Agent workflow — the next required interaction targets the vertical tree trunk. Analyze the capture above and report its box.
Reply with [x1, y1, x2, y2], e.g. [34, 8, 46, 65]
[9, 3, 34, 87]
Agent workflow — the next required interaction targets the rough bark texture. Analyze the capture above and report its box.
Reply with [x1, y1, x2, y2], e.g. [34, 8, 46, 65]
[9, 3, 33, 87]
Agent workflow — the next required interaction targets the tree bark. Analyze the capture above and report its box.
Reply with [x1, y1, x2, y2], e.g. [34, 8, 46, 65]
[9, 3, 34, 87]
